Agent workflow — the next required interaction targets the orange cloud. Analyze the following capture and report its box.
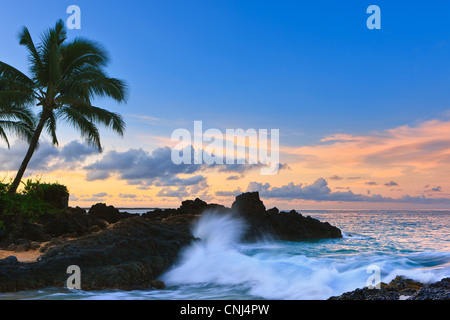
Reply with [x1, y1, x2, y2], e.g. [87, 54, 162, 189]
[280, 119, 450, 199]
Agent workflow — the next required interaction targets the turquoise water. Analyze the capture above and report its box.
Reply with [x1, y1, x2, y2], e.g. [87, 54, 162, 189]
[1, 210, 449, 300]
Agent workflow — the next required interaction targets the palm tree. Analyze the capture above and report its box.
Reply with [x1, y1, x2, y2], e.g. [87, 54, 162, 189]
[0, 20, 128, 194]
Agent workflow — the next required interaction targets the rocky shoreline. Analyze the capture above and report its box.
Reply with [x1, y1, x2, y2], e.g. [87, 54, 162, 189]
[0, 192, 342, 292]
[1, 192, 448, 300]
[328, 276, 450, 300]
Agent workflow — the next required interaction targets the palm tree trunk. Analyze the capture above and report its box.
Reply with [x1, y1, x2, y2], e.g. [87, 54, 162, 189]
[8, 111, 49, 194]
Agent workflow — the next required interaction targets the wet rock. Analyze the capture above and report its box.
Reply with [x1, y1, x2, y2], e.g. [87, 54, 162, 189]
[328, 276, 436, 300]
[145, 192, 342, 241]
[231, 192, 342, 241]
[0, 192, 343, 292]
[408, 278, 450, 300]
[0, 216, 194, 292]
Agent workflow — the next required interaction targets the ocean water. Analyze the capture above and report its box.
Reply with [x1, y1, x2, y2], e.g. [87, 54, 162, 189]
[1, 209, 449, 300]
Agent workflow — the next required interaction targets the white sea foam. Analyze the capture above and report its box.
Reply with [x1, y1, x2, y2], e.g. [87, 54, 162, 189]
[161, 211, 450, 300]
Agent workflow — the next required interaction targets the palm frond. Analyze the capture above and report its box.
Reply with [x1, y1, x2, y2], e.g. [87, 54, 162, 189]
[69, 103, 125, 137]
[57, 106, 102, 151]
[0, 104, 35, 125]
[58, 66, 128, 104]
[0, 61, 35, 92]
[0, 125, 10, 148]
[44, 110, 58, 146]
[0, 103, 35, 147]
[38, 19, 67, 87]
[61, 38, 109, 76]
[18, 26, 44, 82]
[0, 119, 34, 147]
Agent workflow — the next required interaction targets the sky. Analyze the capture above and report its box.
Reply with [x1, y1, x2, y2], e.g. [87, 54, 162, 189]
[1, 0, 450, 209]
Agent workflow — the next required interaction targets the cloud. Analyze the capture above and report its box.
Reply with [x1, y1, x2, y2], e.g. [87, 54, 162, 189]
[156, 187, 190, 198]
[0, 140, 98, 173]
[155, 178, 211, 200]
[365, 181, 378, 186]
[83, 147, 203, 186]
[329, 175, 361, 181]
[83, 146, 282, 188]
[215, 187, 243, 197]
[118, 193, 137, 199]
[248, 178, 332, 200]
[0, 140, 58, 171]
[153, 175, 206, 187]
[424, 185, 442, 192]
[282, 119, 450, 182]
[126, 114, 161, 124]
[78, 197, 105, 202]
[59, 140, 99, 163]
[222, 178, 450, 204]
[226, 175, 241, 180]
[1, 138, 286, 195]
[92, 192, 108, 198]
[156, 181, 210, 199]
[85, 170, 111, 181]
[384, 181, 399, 187]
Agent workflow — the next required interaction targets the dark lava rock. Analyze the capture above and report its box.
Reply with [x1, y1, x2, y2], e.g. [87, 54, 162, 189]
[88, 203, 133, 223]
[1, 207, 112, 248]
[41, 207, 109, 238]
[266, 207, 279, 215]
[19, 221, 47, 242]
[178, 198, 208, 215]
[0, 256, 18, 265]
[231, 192, 342, 241]
[144, 192, 341, 241]
[232, 192, 266, 217]
[0, 216, 194, 292]
[328, 276, 434, 300]
[408, 278, 450, 300]
[0, 192, 343, 292]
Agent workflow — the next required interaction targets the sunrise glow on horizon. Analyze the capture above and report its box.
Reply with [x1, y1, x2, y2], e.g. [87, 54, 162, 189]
[1, 0, 450, 210]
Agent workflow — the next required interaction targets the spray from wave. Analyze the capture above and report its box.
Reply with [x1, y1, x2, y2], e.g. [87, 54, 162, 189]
[161, 211, 450, 300]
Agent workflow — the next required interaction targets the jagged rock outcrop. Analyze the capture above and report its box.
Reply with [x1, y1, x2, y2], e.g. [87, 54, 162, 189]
[88, 203, 136, 223]
[230, 192, 342, 241]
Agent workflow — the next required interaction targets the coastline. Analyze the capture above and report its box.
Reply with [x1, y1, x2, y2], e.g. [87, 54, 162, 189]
[0, 192, 342, 293]
[1, 192, 449, 299]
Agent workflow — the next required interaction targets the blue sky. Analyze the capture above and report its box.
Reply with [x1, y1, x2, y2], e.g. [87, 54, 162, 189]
[2, 1, 449, 140]
[1, 1, 450, 208]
